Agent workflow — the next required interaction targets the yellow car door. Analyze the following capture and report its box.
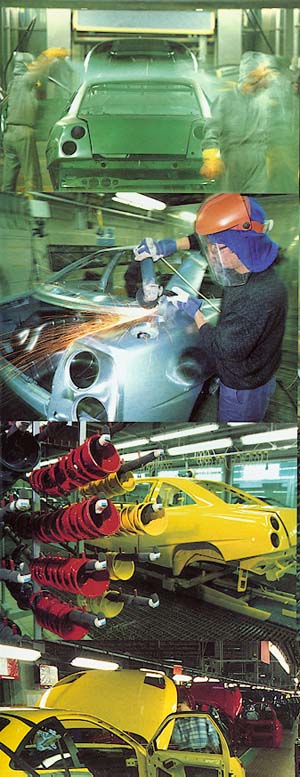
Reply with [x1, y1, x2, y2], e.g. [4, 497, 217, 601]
[145, 712, 245, 777]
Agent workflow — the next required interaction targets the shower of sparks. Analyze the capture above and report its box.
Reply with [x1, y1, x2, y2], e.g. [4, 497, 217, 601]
[0, 306, 157, 403]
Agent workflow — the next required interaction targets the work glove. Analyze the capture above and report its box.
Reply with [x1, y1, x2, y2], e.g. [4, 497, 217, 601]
[41, 47, 70, 60]
[170, 286, 203, 319]
[200, 148, 225, 179]
[134, 237, 177, 262]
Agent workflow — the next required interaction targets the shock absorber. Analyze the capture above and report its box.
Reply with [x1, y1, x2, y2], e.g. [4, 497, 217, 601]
[30, 590, 106, 640]
[30, 556, 110, 598]
[29, 434, 120, 496]
[80, 450, 163, 499]
[118, 502, 167, 536]
[8, 498, 120, 542]
[81, 470, 136, 499]
[105, 552, 135, 581]
[77, 588, 159, 619]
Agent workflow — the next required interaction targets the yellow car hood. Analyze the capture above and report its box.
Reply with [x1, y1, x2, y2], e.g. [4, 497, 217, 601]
[38, 668, 177, 743]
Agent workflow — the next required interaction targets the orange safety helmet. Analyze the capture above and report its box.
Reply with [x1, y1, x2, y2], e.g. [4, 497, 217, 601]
[195, 194, 265, 236]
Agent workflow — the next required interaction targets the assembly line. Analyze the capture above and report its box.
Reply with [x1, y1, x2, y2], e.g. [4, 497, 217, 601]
[0, 4, 299, 777]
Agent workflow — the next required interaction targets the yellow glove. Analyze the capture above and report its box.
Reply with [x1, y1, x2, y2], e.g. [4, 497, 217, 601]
[41, 47, 70, 60]
[200, 148, 225, 179]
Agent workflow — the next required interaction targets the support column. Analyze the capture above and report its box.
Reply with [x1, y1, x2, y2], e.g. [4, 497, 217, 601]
[217, 9, 242, 66]
[283, 8, 294, 62]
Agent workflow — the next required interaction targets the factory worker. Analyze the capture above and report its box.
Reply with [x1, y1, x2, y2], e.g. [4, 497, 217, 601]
[171, 687, 221, 754]
[200, 51, 293, 192]
[2, 48, 69, 192]
[134, 193, 287, 422]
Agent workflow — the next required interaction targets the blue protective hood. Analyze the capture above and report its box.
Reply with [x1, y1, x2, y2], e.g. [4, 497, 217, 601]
[208, 198, 279, 272]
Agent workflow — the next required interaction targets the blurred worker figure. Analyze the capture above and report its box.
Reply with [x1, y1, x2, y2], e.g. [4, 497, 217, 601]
[2, 48, 69, 192]
[200, 51, 297, 192]
[171, 688, 220, 753]
[266, 58, 299, 193]
[245, 705, 260, 721]
[134, 194, 288, 423]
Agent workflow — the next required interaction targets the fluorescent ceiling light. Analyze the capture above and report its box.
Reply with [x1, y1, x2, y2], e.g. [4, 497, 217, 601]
[71, 658, 119, 670]
[269, 643, 290, 675]
[116, 438, 150, 450]
[150, 424, 219, 442]
[0, 645, 41, 662]
[227, 423, 251, 427]
[178, 210, 197, 223]
[193, 676, 209, 683]
[173, 673, 192, 683]
[241, 428, 297, 446]
[113, 193, 166, 211]
[167, 437, 232, 456]
[158, 470, 179, 477]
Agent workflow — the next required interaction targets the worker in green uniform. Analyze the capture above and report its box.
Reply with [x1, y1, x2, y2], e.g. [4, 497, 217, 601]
[2, 48, 69, 192]
[200, 51, 293, 192]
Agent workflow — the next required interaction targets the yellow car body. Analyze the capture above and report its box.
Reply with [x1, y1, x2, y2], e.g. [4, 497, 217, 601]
[38, 668, 177, 743]
[0, 704, 245, 777]
[0, 707, 148, 777]
[87, 477, 296, 588]
[37, 669, 245, 777]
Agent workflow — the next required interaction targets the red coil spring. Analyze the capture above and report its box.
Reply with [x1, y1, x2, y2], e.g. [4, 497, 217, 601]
[29, 435, 120, 496]
[30, 591, 89, 640]
[30, 556, 110, 597]
[8, 498, 120, 542]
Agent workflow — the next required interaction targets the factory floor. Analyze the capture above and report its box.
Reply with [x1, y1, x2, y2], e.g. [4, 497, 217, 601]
[242, 720, 297, 777]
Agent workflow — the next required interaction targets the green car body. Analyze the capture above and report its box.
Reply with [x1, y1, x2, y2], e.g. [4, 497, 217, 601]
[46, 62, 214, 192]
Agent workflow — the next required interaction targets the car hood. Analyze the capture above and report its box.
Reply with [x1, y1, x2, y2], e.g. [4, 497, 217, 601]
[191, 683, 242, 720]
[37, 669, 177, 743]
[81, 114, 200, 155]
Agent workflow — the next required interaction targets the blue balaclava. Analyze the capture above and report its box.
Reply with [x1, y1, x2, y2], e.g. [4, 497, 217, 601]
[207, 197, 279, 272]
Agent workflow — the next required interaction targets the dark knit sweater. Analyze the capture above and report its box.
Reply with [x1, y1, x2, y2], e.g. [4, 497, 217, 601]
[198, 267, 287, 389]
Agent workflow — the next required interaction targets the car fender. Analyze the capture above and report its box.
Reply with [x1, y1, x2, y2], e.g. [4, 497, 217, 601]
[172, 542, 225, 576]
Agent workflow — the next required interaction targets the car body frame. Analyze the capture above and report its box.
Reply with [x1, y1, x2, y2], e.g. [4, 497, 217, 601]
[0, 246, 219, 421]
[236, 702, 282, 748]
[37, 669, 245, 777]
[46, 40, 214, 192]
[88, 476, 296, 590]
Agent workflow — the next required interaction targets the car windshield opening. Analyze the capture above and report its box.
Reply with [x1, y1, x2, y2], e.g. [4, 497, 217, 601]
[79, 82, 201, 116]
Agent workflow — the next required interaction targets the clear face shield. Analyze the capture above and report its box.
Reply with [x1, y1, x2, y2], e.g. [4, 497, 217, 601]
[199, 236, 251, 287]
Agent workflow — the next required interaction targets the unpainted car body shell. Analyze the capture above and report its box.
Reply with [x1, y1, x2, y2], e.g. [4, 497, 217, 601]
[1, 247, 219, 421]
